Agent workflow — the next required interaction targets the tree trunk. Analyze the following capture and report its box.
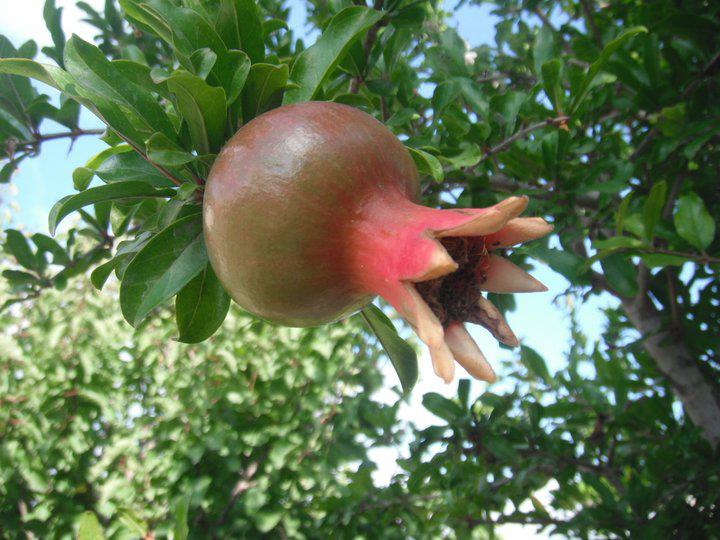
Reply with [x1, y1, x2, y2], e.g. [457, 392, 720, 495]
[622, 294, 720, 449]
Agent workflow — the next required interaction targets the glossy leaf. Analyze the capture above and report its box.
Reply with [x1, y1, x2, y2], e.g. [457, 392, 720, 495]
[166, 70, 226, 154]
[570, 26, 647, 113]
[642, 180, 667, 242]
[176, 263, 230, 343]
[361, 304, 418, 395]
[541, 59, 563, 113]
[601, 253, 638, 298]
[96, 153, 176, 187]
[4, 230, 37, 270]
[407, 146, 444, 183]
[216, 0, 264, 63]
[422, 392, 464, 422]
[49, 181, 175, 235]
[283, 7, 383, 104]
[120, 214, 208, 327]
[42, 0, 66, 67]
[674, 193, 715, 251]
[241, 63, 289, 121]
[77, 511, 105, 540]
[64, 36, 176, 140]
[521, 346, 552, 385]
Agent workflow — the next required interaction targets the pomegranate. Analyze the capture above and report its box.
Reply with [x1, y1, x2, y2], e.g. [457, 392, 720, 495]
[203, 102, 552, 383]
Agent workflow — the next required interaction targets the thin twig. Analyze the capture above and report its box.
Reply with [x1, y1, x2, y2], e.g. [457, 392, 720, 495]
[484, 116, 569, 158]
[11, 129, 105, 152]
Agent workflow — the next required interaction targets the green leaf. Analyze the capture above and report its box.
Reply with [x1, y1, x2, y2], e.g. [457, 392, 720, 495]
[166, 70, 226, 154]
[520, 346, 552, 384]
[491, 91, 526, 137]
[189, 48, 217, 80]
[173, 496, 190, 540]
[674, 193, 715, 251]
[64, 36, 176, 141]
[31, 233, 70, 265]
[541, 59, 563, 113]
[1, 158, 22, 183]
[146, 132, 201, 167]
[120, 214, 208, 327]
[639, 253, 689, 268]
[73, 166, 94, 191]
[96, 153, 176, 188]
[77, 511, 105, 540]
[601, 253, 638, 298]
[570, 26, 647, 114]
[216, 0, 265, 63]
[360, 304, 418, 395]
[283, 6, 383, 104]
[0, 58, 65, 91]
[422, 392, 464, 422]
[117, 508, 147, 537]
[49, 181, 175, 235]
[0, 36, 37, 124]
[643, 181, 667, 242]
[4, 230, 37, 270]
[407, 146, 444, 183]
[84, 144, 133, 170]
[457, 379, 470, 409]
[3, 269, 38, 286]
[241, 63, 289, 121]
[263, 19, 288, 37]
[43, 0, 66, 67]
[255, 509, 283, 533]
[431, 79, 462, 116]
[533, 24, 556, 76]
[219, 50, 251, 105]
[90, 258, 119, 290]
[176, 264, 230, 343]
[616, 192, 633, 235]
[443, 143, 482, 169]
[592, 236, 643, 250]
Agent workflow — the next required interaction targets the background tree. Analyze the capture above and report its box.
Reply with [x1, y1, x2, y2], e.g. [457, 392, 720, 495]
[1, 0, 718, 537]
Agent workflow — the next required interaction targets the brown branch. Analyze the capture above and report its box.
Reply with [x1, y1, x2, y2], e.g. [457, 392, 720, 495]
[580, 247, 720, 449]
[484, 116, 569, 158]
[116, 134, 184, 188]
[215, 462, 259, 526]
[11, 129, 105, 152]
[488, 173, 599, 209]
[466, 513, 566, 528]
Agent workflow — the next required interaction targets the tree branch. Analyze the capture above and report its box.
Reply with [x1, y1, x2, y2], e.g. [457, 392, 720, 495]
[621, 293, 720, 448]
[9, 129, 105, 155]
[466, 513, 565, 528]
[484, 116, 569, 158]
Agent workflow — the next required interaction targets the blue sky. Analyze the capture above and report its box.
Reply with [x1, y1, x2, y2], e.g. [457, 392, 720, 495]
[0, 2, 616, 535]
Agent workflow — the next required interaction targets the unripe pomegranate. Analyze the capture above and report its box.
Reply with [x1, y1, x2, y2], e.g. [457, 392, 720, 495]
[204, 102, 552, 383]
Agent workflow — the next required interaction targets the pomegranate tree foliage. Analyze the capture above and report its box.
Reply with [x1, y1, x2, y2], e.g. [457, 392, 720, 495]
[0, 0, 719, 536]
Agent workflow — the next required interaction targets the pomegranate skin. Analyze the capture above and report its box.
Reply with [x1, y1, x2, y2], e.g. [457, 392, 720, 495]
[203, 101, 419, 326]
[204, 101, 553, 383]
